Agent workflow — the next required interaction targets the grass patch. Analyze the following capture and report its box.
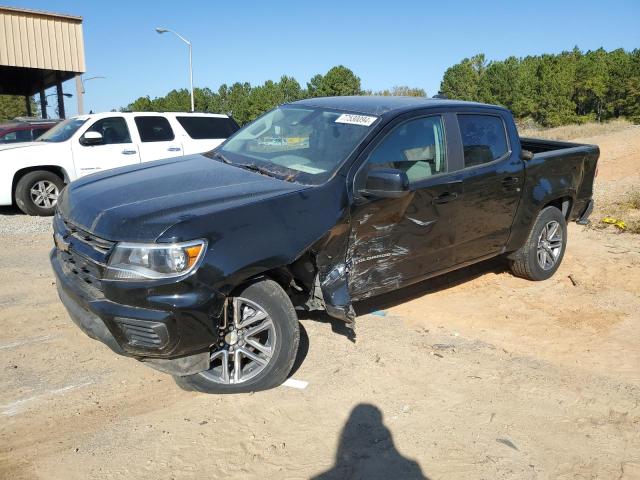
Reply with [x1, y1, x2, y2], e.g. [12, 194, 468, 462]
[519, 119, 632, 141]
[593, 190, 640, 234]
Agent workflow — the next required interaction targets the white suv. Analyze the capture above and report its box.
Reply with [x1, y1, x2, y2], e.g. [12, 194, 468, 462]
[0, 111, 239, 216]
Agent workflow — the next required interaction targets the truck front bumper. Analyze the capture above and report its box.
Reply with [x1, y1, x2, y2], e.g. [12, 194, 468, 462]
[51, 249, 222, 376]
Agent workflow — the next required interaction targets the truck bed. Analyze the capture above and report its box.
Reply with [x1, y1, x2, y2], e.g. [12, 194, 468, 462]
[511, 136, 599, 237]
[520, 137, 598, 156]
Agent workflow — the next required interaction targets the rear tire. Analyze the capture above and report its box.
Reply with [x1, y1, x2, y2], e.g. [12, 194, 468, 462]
[509, 206, 567, 281]
[174, 279, 300, 394]
[15, 170, 64, 216]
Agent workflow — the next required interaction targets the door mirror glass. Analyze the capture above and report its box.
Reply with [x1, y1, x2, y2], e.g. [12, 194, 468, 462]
[81, 131, 104, 146]
[360, 168, 410, 198]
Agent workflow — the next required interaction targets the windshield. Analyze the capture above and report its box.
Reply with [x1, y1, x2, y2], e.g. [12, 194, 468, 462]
[37, 118, 87, 143]
[216, 106, 378, 185]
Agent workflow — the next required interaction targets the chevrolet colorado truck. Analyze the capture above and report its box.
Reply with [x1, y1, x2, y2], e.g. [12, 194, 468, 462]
[50, 96, 598, 393]
[0, 111, 238, 216]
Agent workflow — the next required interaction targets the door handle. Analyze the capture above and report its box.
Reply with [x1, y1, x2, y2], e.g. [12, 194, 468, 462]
[433, 192, 458, 204]
[121, 149, 137, 155]
[502, 176, 520, 191]
[167, 147, 181, 152]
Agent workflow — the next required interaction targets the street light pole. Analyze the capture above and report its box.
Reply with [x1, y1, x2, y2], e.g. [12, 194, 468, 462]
[155, 27, 194, 112]
[81, 76, 107, 94]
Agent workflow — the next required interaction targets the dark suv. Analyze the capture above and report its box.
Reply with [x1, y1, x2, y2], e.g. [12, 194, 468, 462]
[0, 118, 58, 144]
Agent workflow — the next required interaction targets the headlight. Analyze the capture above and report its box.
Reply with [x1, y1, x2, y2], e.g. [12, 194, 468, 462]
[105, 240, 207, 281]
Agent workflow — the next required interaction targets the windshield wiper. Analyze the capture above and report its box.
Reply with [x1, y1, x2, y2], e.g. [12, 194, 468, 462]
[214, 152, 295, 182]
[236, 163, 279, 178]
[212, 151, 232, 164]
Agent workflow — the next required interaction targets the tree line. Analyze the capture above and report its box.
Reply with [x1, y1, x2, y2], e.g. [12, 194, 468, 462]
[440, 48, 640, 126]
[2, 48, 638, 127]
[126, 65, 425, 125]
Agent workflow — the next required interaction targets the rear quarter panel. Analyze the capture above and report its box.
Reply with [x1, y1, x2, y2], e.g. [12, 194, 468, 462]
[506, 141, 599, 252]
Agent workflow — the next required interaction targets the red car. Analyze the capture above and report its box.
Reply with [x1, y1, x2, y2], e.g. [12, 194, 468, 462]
[0, 118, 59, 144]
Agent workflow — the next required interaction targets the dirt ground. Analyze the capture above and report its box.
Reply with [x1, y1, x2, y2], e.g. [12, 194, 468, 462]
[1, 125, 639, 480]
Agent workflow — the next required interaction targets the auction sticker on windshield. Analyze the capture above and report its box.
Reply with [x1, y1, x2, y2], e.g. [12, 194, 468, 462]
[335, 114, 378, 126]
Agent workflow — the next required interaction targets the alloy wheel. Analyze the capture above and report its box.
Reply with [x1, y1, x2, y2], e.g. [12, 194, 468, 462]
[536, 220, 563, 270]
[202, 297, 277, 384]
[30, 180, 59, 208]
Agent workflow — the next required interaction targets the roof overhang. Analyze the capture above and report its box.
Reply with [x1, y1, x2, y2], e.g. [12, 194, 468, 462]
[0, 6, 85, 96]
[0, 66, 77, 96]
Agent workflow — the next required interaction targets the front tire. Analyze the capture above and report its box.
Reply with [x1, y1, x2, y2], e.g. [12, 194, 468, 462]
[509, 206, 567, 281]
[15, 170, 64, 216]
[175, 279, 300, 394]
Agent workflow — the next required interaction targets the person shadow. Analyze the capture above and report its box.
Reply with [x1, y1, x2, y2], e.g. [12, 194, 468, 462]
[312, 403, 430, 480]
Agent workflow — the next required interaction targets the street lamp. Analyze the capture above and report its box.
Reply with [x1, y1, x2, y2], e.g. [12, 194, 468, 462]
[46, 93, 73, 99]
[44, 93, 73, 118]
[155, 27, 194, 112]
[81, 75, 106, 94]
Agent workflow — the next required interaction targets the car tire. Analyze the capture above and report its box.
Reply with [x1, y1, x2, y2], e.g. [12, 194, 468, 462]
[174, 279, 300, 394]
[15, 170, 64, 216]
[509, 206, 567, 281]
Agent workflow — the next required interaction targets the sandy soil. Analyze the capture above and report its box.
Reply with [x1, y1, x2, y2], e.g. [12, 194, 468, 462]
[1, 126, 639, 480]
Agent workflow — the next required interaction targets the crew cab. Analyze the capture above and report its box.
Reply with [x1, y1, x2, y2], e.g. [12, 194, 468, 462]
[50, 97, 598, 394]
[0, 111, 239, 215]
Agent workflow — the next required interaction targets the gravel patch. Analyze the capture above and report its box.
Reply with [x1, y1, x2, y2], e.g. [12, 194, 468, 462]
[0, 207, 53, 236]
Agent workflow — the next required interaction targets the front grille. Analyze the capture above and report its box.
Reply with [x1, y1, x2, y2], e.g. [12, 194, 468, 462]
[54, 214, 115, 298]
[115, 317, 169, 349]
[58, 249, 105, 298]
[63, 219, 114, 253]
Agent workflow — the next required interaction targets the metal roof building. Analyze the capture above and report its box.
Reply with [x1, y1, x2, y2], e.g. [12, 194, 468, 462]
[0, 5, 87, 118]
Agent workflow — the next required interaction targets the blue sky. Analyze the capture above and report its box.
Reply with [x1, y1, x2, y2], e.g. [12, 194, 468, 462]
[6, 0, 640, 116]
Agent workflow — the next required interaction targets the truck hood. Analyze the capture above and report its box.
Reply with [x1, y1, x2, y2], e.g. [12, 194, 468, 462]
[0, 141, 49, 152]
[57, 154, 307, 242]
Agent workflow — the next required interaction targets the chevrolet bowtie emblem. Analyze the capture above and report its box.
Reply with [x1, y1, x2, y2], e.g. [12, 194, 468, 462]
[54, 232, 71, 252]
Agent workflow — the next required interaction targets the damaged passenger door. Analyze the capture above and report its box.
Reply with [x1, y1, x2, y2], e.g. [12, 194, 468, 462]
[348, 113, 461, 300]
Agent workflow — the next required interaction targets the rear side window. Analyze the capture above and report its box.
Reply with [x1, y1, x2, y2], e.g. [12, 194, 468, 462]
[176, 116, 238, 139]
[0, 129, 31, 143]
[135, 116, 175, 142]
[458, 114, 509, 167]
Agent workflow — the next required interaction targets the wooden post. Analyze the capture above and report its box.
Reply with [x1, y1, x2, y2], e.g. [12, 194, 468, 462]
[56, 78, 66, 119]
[39, 89, 47, 119]
[75, 74, 84, 115]
[25, 95, 32, 117]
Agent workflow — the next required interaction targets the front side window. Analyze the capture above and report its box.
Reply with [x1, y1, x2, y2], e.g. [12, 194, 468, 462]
[367, 116, 447, 183]
[177, 116, 239, 139]
[217, 106, 377, 185]
[458, 114, 509, 167]
[37, 118, 87, 143]
[83, 117, 131, 145]
[31, 127, 50, 139]
[135, 116, 175, 142]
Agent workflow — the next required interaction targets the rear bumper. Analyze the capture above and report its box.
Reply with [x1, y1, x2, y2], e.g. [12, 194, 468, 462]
[576, 199, 594, 225]
[51, 249, 220, 375]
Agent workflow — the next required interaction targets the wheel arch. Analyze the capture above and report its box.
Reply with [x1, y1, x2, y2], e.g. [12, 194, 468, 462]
[542, 195, 573, 220]
[12, 165, 69, 203]
[227, 252, 317, 305]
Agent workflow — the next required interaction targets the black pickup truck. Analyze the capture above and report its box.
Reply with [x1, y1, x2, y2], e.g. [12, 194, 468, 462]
[50, 96, 598, 393]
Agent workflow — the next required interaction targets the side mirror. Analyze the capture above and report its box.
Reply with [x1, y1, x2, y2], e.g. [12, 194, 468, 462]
[520, 149, 534, 161]
[359, 168, 410, 199]
[81, 131, 103, 146]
